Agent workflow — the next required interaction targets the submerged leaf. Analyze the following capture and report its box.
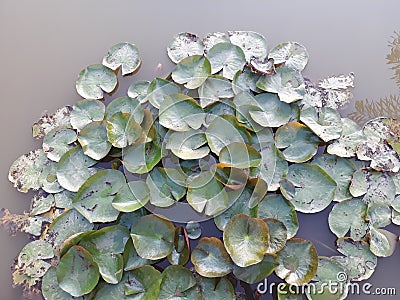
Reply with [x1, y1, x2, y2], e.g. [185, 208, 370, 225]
[102, 42, 141, 75]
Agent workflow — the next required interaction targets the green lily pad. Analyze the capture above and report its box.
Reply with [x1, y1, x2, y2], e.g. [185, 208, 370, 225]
[277, 284, 303, 300]
[202, 32, 230, 53]
[249, 92, 292, 128]
[147, 78, 181, 109]
[158, 265, 197, 299]
[39, 161, 64, 193]
[70, 99, 106, 131]
[18, 240, 54, 267]
[76, 64, 117, 99]
[275, 238, 318, 285]
[167, 32, 204, 63]
[102, 42, 141, 75]
[334, 238, 377, 281]
[264, 218, 288, 254]
[203, 100, 236, 129]
[123, 239, 152, 271]
[197, 276, 235, 299]
[54, 190, 75, 209]
[56, 246, 99, 297]
[123, 141, 162, 174]
[223, 214, 269, 267]
[191, 237, 233, 277]
[206, 114, 251, 155]
[127, 81, 150, 104]
[79, 225, 130, 284]
[112, 181, 150, 212]
[328, 199, 368, 240]
[281, 163, 337, 213]
[131, 215, 175, 260]
[233, 254, 278, 284]
[258, 194, 299, 239]
[124, 266, 162, 299]
[219, 142, 261, 168]
[232, 91, 264, 132]
[392, 209, 400, 225]
[185, 221, 201, 239]
[30, 191, 55, 216]
[159, 93, 204, 131]
[32, 105, 72, 139]
[73, 169, 126, 223]
[43, 127, 77, 162]
[166, 129, 210, 160]
[312, 154, 356, 202]
[186, 171, 229, 216]
[232, 68, 262, 94]
[206, 42, 246, 80]
[369, 228, 398, 257]
[146, 167, 186, 207]
[198, 75, 234, 108]
[8, 149, 49, 193]
[275, 122, 320, 163]
[105, 96, 144, 124]
[367, 203, 392, 228]
[42, 267, 82, 300]
[78, 121, 111, 160]
[228, 31, 268, 61]
[257, 67, 305, 103]
[56, 146, 97, 192]
[300, 107, 343, 142]
[172, 55, 211, 89]
[107, 112, 142, 148]
[269, 42, 308, 71]
[167, 226, 190, 266]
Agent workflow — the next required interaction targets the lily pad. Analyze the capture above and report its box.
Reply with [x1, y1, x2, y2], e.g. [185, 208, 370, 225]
[328, 199, 368, 240]
[107, 112, 142, 148]
[73, 169, 126, 223]
[56, 246, 99, 297]
[248, 57, 276, 75]
[269, 42, 308, 71]
[123, 141, 162, 174]
[56, 146, 97, 192]
[78, 121, 111, 160]
[17, 240, 54, 272]
[127, 81, 150, 104]
[367, 203, 392, 228]
[233, 254, 278, 284]
[76, 64, 117, 99]
[167, 32, 204, 63]
[206, 42, 246, 80]
[275, 238, 318, 285]
[102, 42, 141, 75]
[280, 163, 337, 213]
[197, 277, 235, 300]
[264, 218, 288, 254]
[369, 228, 397, 257]
[43, 127, 77, 162]
[30, 191, 55, 216]
[147, 78, 181, 109]
[32, 106, 72, 139]
[232, 69, 262, 94]
[167, 226, 190, 266]
[123, 239, 152, 271]
[130, 215, 175, 260]
[275, 122, 320, 163]
[191, 237, 233, 277]
[42, 267, 82, 300]
[223, 214, 269, 267]
[105, 96, 144, 124]
[219, 142, 261, 168]
[165, 129, 210, 160]
[159, 93, 204, 131]
[54, 190, 75, 209]
[202, 32, 230, 54]
[112, 181, 150, 212]
[172, 55, 211, 89]
[198, 75, 234, 108]
[228, 31, 268, 62]
[185, 221, 201, 239]
[232, 91, 264, 132]
[158, 265, 197, 299]
[70, 99, 106, 131]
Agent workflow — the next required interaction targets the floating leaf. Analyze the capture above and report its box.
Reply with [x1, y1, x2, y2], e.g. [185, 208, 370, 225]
[257, 67, 305, 103]
[43, 127, 77, 162]
[158, 265, 197, 299]
[202, 32, 230, 54]
[56, 246, 99, 297]
[172, 55, 211, 89]
[219, 142, 261, 168]
[206, 115, 251, 155]
[206, 42, 246, 80]
[167, 32, 204, 63]
[248, 57, 276, 76]
[369, 228, 398, 257]
[233, 254, 278, 284]
[232, 91, 264, 132]
[112, 181, 150, 212]
[123, 239, 152, 271]
[8, 149, 48, 193]
[17, 240, 54, 278]
[277, 284, 303, 300]
[147, 78, 181, 109]
[159, 93, 204, 131]
[191, 237, 233, 277]
[392, 209, 400, 225]
[79, 225, 130, 284]
[42, 267, 82, 300]
[328, 199, 368, 240]
[124, 266, 162, 299]
[73, 169, 125, 223]
[356, 139, 400, 172]
[102, 42, 141, 75]
[127, 81, 150, 103]
[105, 96, 144, 124]
[198, 75, 234, 108]
[275, 238, 318, 285]
[123, 141, 162, 174]
[197, 276, 235, 299]
[258, 194, 299, 239]
[232, 68, 262, 94]
[30, 191, 55, 216]
[78, 121, 111, 160]
[146, 167, 186, 207]
[56, 146, 97, 192]
[228, 31, 268, 61]
[70, 99, 106, 131]
[264, 218, 288, 254]
[367, 203, 391, 228]
[54, 191, 74, 209]
[106, 112, 142, 148]
[131, 215, 175, 260]
[76, 64, 117, 99]
[167, 226, 190, 266]
[319, 73, 355, 90]
[269, 42, 308, 71]
[32, 106, 72, 139]
[281, 163, 337, 213]
[223, 214, 269, 267]
[275, 122, 320, 163]
[166, 129, 210, 160]
[39, 160, 64, 193]
[300, 107, 343, 142]
[185, 221, 201, 239]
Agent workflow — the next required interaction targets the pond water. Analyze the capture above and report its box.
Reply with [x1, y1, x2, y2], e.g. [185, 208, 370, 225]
[1, 0, 399, 299]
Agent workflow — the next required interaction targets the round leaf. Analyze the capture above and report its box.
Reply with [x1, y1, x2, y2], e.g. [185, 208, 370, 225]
[147, 78, 181, 109]
[105, 96, 144, 123]
[78, 121, 111, 160]
[185, 221, 201, 239]
[127, 81, 150, 103]
[228, 31, 268, 61]
[233, 254, 278, 284]
[369, 228, 398, 257]
[167, 32, 204, 63]
[198, 75, 234, 108]
[203, 32, 230, 53]
[264, 218, 288, 254]
[165, 129, 210, 160]
[102, 42, 141, 75]
[123, 141, 162, 174]
[112, 181, 150, 212]
[43, 127, 77, 162]
[219, 142, 261, 168]
[107, 112, 142, 148]
[42, 268, 82, 300]
[269, 42, 308, 71]
[158, 265, 197, 299]
[70, 99, 105, 131]
[76, 64, 117, 99]
[172, 55, 211, 89]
